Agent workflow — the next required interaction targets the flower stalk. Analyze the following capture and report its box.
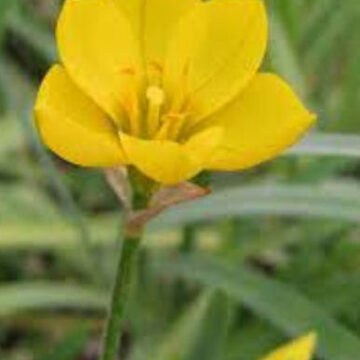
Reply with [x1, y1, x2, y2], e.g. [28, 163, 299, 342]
[101, 167, 211, 359]
[100, 168, 150, 360]
[100, 226, 142, 360]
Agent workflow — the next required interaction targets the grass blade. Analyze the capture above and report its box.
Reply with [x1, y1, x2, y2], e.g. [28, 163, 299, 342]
[157, 255, 360, 360]
[288, 133, 360, 158]
[184, 291, 232, 360]
[150, 293, 211, 360]
[154, 182, 360, 227]
[0, 282, 106, 316]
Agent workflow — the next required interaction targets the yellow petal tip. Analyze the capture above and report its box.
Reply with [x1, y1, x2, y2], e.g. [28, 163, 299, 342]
[302, 331, 318, 348]
[261, 331, 317, 360]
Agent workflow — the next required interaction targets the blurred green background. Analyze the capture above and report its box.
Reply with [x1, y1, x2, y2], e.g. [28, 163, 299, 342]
[1, 0, 360, 359]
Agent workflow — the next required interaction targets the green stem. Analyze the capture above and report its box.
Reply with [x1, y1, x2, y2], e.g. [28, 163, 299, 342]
[100, 228, 142, 360]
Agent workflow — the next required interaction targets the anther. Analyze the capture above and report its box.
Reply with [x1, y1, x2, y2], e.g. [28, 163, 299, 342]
[148, 61, 163, 86]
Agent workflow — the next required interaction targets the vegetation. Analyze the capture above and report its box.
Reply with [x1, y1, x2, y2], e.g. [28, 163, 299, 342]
[0, 0, 360, 359]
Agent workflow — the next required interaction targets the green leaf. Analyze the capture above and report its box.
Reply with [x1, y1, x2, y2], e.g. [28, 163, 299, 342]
[268, 6, 307, 98]
[4, 181, 360, 251]
[288, 134, 360, 158]
[132, 292, 232, 360]
[338, 24, 360, 131]
[0, 185, 61, 223]
[36, 324, 90, 360]
[6, 7, 56, 64]
[0, 0, 16, 44]
[0, 216, 117, 250]
[183, 291, 232, 360]
[301, 0, 339, 49]
[225, 320, 284, 360]
[157, 255, 360, 360]
[0, 59, 105, 280]
[0, 282, 106, 316]
[303, 1, 350, 70]
[0, 0, 17, 113]
[150, 293, 211, 360]
[0, 114, 21, 159]
[154, 182, 360, 227]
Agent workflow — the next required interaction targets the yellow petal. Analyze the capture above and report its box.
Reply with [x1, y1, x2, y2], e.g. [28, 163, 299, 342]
[164, 0, 267, 119]
[260, 333, 317, 360]
[201, 73, 315, 170]
[119, 0, 198, 80]
[184, 126, 223, 166]
[34, 65, 125, 167]
[120, 127, 222, 184]
[57, 0, 142, 123]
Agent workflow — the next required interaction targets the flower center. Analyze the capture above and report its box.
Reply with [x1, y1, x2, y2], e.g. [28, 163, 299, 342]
[146, 85, 165, 137]
[120, 68, 191, 142]
[144, 85, 189, 142]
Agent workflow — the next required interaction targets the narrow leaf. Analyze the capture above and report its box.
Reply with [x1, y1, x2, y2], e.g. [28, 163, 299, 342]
[157, 255, 360, 360]
[154, 182, 360, 227]
[288, 133, 360, 158]
[0, 282, 106, 316]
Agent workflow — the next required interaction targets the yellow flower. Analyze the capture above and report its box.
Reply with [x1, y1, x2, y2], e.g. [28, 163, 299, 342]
[34, 0, 315, 185]
[260, 333, 317, 360]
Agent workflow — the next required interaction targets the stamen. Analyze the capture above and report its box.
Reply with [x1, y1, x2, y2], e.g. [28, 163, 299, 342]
[146, 86, 165, 137]
[154, 113, 187, 141]
[171, 61, 190, 113]
[154, 119, 172, 141]
[120, 67, 141, 136]
[148, 61, 163, 87]
[154, 61, 193, 141]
